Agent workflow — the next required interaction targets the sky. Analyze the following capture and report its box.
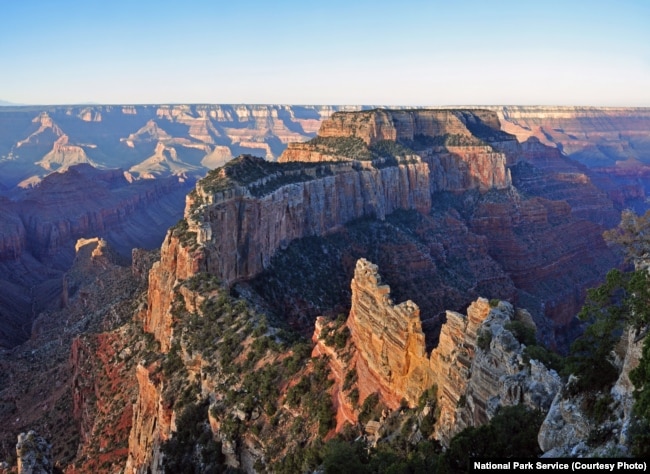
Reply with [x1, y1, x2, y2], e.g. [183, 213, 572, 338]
[1, 0, 649, 106]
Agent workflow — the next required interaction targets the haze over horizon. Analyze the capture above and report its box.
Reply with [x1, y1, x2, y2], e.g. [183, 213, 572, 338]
[1, 0, 649, 106]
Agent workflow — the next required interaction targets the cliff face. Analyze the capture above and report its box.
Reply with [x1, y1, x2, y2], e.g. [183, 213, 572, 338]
[496, 106, 650, 210]
[184, 109, 514, 286]
[315, 109, 506, 147]
[192, 158, 431, 285]
[142, 231, 204, 352]
[282, 109, 513, 192]
[124, 363, 172, 474]
[0, 238, 152, 469]
[347, 259, 433, 408]
[140, 108, 620, 351]
[127, 107, 630, 467]
[495, 106, 650, 169]
[538, 327, 646, 457]
[469, 195, 618, 335]
[343, 259, 561, 446]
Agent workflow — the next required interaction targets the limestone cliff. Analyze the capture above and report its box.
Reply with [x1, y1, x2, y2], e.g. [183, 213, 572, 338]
[432, 301, 561, 445]
[180, 109, 516, 287]
[189, 156, 431, 285]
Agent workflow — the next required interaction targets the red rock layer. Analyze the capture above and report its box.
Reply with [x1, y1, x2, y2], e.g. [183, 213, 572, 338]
[124, 364, 172, 474]
[142, 232, 204, 352]
[469, 196, 619, 332]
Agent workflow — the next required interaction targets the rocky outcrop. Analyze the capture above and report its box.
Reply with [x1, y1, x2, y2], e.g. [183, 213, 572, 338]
[347, 259, 433, 407]
[189, 156, 431, 285]
[432, 302, 561, 445]
[15, 431, 53, 474]
[142, 232, 203, 352]
[17, 164, 191, 259]
[282, 109, 513, 192]
[538, 328, 646, 456]
[315, 109, 506, 147]
[344, 259, 561, 446]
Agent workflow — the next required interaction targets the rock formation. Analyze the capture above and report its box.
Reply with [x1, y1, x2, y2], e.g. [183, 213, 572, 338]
[15, 431, 53, 474]
[140, 108, 621, 351]
[343, 258, 562, 446]
[347, 258, 433, 407]
[0, 238, 154, 469]
[538, 327, 646, 457]
[0, 104, 359, 189]
[124, 363, 172, 474]
[6, 106, 648, 470]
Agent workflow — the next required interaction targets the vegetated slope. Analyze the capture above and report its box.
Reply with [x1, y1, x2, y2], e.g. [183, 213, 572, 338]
[0, 240, 158, 468]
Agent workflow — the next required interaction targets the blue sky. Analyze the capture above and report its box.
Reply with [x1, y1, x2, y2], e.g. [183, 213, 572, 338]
[1, 0, 648, 105]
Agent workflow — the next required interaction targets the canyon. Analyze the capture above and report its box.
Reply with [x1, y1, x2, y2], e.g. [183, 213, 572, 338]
[0, 105, 649, 471]
[0, 105, 356, 348]
[0, 105, 359, 189]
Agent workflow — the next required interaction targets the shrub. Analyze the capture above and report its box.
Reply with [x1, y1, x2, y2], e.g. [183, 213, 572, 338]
[477, 329, 492, 351]
[505, 321, 536, 346]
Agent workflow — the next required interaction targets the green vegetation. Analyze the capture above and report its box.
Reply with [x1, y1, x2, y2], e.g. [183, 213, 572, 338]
[358, 392, 384, 425]
[199, 154, 331, 196]
[476, 329, 492, 351]
[161, 400, 224, 473]
[559, 209, 650, 439]
[438, 405, 543, 473]
[309, 136, 374, 160]
[400, 133, 486, 149]
[170, 218, 198, 249]
[505, 320, 537, 346]
[275, 404, 540, 474]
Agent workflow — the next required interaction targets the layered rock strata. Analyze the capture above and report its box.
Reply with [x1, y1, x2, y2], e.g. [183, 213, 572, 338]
[0, 164, 191, 348]
[347, 259, 433, 407]
[124, 363, 172, 474]
[0, 104, 359, 189]
[345, 259, 561, 445]
[183, 109, 513, 285]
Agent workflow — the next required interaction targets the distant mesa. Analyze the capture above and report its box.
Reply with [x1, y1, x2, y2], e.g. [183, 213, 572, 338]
[0, 104, 360, 190]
